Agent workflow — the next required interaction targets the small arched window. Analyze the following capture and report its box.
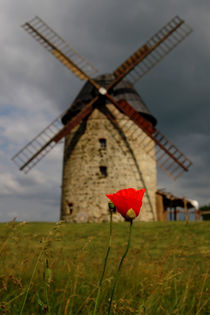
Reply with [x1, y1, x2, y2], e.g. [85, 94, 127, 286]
[99, 138, 106, 149]
[68, 203, 73, 214]
[100, 166, 107, 177]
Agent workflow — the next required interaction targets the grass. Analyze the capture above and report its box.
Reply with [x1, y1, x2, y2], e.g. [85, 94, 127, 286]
[0, 220, 209, 314]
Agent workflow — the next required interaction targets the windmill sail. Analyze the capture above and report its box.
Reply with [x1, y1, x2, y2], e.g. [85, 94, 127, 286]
[152, 129, 192, 179]
[112, 99, 192, 179]
[22, 16, 98, 80]
[12, 99, 96, 173]
[111, 16, 192, 87]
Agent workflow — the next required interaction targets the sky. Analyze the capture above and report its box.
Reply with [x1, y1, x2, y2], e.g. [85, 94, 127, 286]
[0, 0, 209, 221]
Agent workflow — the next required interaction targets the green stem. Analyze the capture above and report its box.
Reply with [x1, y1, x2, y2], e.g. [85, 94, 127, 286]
[93, 210, 113, 315]
[107, 220, 133, 315]
[20, 233, 52, 315]
[20, 248, 44, 315]
[44, 260, 51, 315]
[45, 284, 50, 315]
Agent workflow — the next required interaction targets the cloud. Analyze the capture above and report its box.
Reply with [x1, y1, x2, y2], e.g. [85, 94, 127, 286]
[0, 173, 23, 195]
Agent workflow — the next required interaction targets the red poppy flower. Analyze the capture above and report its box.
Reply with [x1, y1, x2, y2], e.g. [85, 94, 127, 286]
[106, 188, 146, 220]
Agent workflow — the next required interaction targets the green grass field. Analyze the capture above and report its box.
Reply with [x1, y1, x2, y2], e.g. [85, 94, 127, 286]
[0, 221, 209, 314]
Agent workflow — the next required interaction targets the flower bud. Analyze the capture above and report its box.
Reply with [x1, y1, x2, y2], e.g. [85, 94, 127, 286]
[108, 202, 116, 213]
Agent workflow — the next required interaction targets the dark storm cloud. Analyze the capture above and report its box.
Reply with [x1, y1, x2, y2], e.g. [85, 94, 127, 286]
[0, 0, 210, 221]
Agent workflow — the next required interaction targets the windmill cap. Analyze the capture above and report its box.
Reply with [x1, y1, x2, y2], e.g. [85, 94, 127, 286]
[62, 73, 157, 126]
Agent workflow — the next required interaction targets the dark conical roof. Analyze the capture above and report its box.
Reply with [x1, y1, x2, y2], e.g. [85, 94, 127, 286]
[62, 73, 157, 126]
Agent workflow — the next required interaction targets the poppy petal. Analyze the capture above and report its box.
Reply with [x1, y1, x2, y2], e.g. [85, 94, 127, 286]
[106, 188, 145, 219]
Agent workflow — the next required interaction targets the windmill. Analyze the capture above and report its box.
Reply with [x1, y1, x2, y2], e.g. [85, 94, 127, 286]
[12, 16, 193, 222]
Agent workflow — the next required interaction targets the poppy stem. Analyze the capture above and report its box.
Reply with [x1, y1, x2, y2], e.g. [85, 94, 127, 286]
[107, 220, 133, 315]
[93, 209, 113, 315]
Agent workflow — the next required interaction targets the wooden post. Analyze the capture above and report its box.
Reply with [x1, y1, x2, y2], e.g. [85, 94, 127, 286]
[174, 206, 177, 221]
[169, 207, 172, 221]
[195, 208, 201, 221]
[156, 193, 165, 221]
[184, 197, 189, 224]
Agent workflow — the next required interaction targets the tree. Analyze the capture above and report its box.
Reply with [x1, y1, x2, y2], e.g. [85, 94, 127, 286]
[200, 203, 210, 221]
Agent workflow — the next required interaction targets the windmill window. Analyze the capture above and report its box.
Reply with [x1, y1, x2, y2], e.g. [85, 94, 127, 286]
[99, 138, 106, 149]
[100, 166, 107, 177]
[68, 203, 73, 214]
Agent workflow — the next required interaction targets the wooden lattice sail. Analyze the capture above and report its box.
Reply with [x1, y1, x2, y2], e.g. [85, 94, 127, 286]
[22, 16, 98, 80]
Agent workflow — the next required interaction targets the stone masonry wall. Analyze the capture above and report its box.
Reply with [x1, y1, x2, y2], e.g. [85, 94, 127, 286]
[60, 104, 157, 222]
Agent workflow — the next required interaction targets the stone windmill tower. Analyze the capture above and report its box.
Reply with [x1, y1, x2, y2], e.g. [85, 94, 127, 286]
[12, 16, 192, 222]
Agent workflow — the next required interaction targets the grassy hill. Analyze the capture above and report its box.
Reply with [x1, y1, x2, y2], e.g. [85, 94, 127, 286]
[0, 221, 209, 314]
